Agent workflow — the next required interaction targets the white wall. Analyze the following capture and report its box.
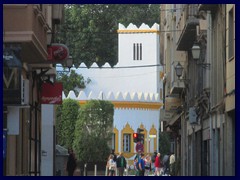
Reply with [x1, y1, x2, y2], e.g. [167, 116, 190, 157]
[41, 105, 55, 176]
[73, 23, 161, 97]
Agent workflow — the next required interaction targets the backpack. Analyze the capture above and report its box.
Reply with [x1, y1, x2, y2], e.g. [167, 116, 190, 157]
[162, 155, 169, 165]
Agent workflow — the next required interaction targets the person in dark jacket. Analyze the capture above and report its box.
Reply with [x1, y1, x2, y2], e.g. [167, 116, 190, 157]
[116, 152, 127, 176]
[66, 148, 77, 176]
[162, 153, 170, 175]
[151, 150, 157, 173]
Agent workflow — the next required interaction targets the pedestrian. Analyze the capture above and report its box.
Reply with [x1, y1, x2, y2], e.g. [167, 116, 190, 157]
[162, 153, 170, 175]
[66, 148, 77, 176]
[134, 150, 142, 176]
[154, 152, 161, 176]
[108, 154, 116, 176]
[169, 152, 175, 175]
[111, 149, 117, 162]
[133, 157, 139, 176]
[135, 141, 144, 152]
[138, 153, 145, 176]
[144, 154, 152, 176]
[116, 152, 127, 176]
[151, 150, 157, 173]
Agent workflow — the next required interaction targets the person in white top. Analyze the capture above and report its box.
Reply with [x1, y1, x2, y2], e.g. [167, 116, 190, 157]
[107, 154, 116, 176]
[169, 152, 175, 175]
[144, 154, 152, 176]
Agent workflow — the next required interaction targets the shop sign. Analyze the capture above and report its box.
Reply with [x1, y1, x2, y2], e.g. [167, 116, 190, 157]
[165, 97, 181, 111]
[41, 82, 63, 104]
[47, 43, 69, 62]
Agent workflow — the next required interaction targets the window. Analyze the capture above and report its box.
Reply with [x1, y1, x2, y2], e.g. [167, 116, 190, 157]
[133, 43, 142, 60]
[228, 8, 234, 60]
[112, 133, 115, 150]
[123, 134, 131, 152]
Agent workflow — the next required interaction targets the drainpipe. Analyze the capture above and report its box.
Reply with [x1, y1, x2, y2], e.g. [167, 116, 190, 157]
[215, 112, 219, 175]
[207, 10, 213, 176]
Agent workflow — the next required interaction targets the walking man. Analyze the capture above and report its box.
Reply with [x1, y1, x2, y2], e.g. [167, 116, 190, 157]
[138, 153, 145, 176]
[116, 152, 127, 176]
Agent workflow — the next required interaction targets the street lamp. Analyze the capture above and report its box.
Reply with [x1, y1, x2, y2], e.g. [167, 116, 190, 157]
[191, 45, 200, 60]
[174, 62, 190, 85]
[174, 62, 184, 78]
[57, 56, 73, 74]
[61, 56, 73, 72]
[192, 45, 210, 68]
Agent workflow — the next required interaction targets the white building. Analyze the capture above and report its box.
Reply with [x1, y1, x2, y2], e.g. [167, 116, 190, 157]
[64, 23, 163, 163]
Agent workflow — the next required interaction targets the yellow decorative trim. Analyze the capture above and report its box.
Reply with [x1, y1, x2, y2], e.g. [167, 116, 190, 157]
[123, 153, 136, 159]
[79, 101, 163, 110]
[149, 124, 157, 151]
[114, 101, 162, 109]
[121, 123, 134, 155]
[79, 101, 86, 106]
[117, 29, 160, 34]
[113, 127, 119, 153]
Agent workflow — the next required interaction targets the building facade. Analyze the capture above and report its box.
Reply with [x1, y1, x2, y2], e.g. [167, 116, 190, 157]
[65, 23, 163, 165]
[160, 4, 235, 176]
[3, 4, 65, 176]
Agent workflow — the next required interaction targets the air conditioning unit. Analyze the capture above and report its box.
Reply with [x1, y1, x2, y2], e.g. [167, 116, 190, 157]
[21, 77, 29, 105]
[189, 107, 197, 124]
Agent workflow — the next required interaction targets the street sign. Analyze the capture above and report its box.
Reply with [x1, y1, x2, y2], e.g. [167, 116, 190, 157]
[149, 135, 156, 138]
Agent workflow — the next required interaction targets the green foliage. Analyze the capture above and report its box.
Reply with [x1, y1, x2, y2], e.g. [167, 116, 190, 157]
[56, 103, 63, 143]
[56, 4, 160, 67]
[56, 99, 80, 149]
[158, 131, 171, 157]
[73, 100, 114, 163]
[56, 70, 91, 96]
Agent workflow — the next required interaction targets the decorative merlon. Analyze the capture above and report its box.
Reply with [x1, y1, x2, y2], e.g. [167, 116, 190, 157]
[63, 90, 161, 103]
[117, 23, 159, 34]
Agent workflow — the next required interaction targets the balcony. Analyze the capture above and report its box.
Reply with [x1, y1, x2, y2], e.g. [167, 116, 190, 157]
[170, 80, 185, 94]
[176, 5, 199, 51]
[3, 4, 64, 64]
[3, 5, 49, 63]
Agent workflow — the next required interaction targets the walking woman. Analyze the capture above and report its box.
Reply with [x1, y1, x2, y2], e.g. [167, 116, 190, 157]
[154, 153, 161, 176]
[144, 154, 152, 176]
[107, 154, 116, 176]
